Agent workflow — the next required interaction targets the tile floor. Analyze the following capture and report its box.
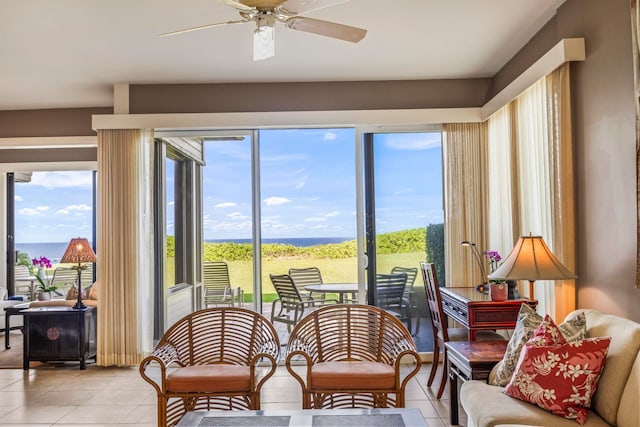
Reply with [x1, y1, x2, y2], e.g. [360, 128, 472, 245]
[0, 360, 466, 426]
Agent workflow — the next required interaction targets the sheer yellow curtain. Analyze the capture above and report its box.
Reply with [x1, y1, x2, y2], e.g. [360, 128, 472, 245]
[486, 63, 575, 318]
[545, 63, 576, 318]
[443, 122, 489, 286]
[487, 103, 519, 254]
[97, 129, 154, 366]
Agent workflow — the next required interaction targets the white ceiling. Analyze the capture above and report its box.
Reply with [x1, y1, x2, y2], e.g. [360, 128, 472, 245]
[0, 0, 566, 111]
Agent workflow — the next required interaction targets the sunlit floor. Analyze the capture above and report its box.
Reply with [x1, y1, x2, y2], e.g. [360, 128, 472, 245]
[0, 361, 466, 426]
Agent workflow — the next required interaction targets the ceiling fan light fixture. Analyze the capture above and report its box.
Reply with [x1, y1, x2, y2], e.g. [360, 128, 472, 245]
[253, 14, 275, 61]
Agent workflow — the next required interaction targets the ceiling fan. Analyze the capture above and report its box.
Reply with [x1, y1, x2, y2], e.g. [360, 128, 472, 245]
[161, 0, 367, 61]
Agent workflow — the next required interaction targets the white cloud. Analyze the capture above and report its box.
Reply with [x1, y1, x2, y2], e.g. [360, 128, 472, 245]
[324, 132, 337, 141]
[14, 195, 23, 202]
[36, 206, 49, 212]
[168, 201, 175, 206]
[30, 171, 93, 188]
[386, 134, 441, 150]
[18, 208, 42, 216]
[305, 217, 327, 222]
[55, 204, 91, 215]
[215, 202, 237, 208]
[264, 197, 291, 206]
[227, 212, 249, 220]
[325, 211, 340, 217]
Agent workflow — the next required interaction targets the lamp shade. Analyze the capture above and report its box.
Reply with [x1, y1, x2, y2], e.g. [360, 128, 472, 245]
[488, 235, 575, 281]
[60, 238, 96, 265]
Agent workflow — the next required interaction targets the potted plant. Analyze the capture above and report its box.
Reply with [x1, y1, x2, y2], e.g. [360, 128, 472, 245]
[31, 257, 58, 301]
[484, 250, 508, 301]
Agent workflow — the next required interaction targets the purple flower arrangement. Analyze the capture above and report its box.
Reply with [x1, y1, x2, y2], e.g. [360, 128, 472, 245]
[32, 256, 52, 269]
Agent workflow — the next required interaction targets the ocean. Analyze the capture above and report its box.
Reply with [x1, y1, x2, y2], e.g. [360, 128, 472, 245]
[15, 237, 353, 263]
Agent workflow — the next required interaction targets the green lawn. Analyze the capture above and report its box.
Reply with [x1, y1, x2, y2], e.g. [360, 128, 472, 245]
[227, 251, 426, 302]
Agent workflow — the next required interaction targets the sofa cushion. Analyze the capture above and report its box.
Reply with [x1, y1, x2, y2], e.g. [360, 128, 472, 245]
[461, 380, 611, 427]
[492, 304, 587, 386]
[503, 316, 610, 425]
[575, 310, 640, 426]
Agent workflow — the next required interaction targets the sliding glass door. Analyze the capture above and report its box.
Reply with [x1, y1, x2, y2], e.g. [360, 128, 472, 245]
[363, 131, 443, 352]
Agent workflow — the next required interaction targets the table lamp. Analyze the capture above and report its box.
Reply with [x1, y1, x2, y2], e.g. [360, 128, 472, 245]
[60, 237, 97, 309]
[461, 240, 488, 291]
[487, 235, 576, 301]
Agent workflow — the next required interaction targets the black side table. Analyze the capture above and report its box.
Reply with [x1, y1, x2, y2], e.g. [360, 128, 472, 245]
[3, 302, 30, 349]
[23, 306, 97, 370]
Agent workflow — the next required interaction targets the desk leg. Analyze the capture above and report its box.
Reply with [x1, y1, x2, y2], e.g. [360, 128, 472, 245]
[449, 361, 459, 426]
[4, 311, 10, 350]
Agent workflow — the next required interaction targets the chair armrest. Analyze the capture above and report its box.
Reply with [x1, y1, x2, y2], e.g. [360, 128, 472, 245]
[138, 343, 181, 394]
[285, 350, 313, 391]
[250, 352, 279, 391]
[393, 349, 421, 391]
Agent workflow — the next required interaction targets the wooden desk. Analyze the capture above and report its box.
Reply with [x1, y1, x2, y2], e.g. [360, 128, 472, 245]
[445, 340, 508, 425]
[440, 286, 537, 340]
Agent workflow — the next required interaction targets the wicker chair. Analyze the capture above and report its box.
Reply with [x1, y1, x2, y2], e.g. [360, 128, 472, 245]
[285, 304, 421, 409]
[139, 307, 280, 427]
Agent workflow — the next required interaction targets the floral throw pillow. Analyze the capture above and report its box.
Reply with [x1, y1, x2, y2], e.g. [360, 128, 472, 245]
[504, 317, 610, 425]
[492, 304, 587, 386]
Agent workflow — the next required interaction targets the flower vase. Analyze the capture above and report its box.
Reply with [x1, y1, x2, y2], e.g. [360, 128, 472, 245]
[490, 282, 508, 301]
[38, 267, 46, 280]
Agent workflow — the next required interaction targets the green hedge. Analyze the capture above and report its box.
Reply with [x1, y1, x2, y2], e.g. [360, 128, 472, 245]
[426, 223, 445, 286]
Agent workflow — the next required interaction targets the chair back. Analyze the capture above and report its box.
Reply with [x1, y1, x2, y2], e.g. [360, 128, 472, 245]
[286, 304, 416, 365]
[375, 273, 407, 309]
[270, 274, 303, 303]
[14, 265, 31, 279]
[390, 266, 418, 288]
[203, 261, 233, 304]
[421, 262, 449, 341]
[50, 267, 78, 291]
[158, 307, 280, 366]
[288, 267, 323, 292]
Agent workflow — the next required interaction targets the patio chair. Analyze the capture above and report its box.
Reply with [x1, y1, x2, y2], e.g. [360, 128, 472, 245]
[285, 304, 421, 409]
[391, 266, 420, 333]
[269, 274, 316, 332]
[203, 261, 243, 307]
[139, 307, 280, 427]
[50, 267, 79, 296]
[376, 272, 411, 332]
[288, 267, 324, 304]
[420, 262, 504, 399]
[13, 265, 35, 299]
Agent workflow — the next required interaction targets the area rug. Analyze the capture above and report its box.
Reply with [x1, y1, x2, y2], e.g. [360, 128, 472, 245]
[0, 333, 47, 369]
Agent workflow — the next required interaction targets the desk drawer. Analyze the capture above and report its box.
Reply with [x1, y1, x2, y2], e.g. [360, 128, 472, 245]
[469, 305, 521, 328]
[441, 296, 469, 326]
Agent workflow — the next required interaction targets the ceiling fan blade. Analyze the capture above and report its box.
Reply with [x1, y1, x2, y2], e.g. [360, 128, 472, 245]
[160, 19, 248, 37]
[219, 0, 256, 12]
[278, 0, 351, 16]
[285, 16, 366, 42]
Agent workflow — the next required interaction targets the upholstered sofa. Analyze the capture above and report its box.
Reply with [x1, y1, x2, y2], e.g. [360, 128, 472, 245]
[460, 309, 640, 427]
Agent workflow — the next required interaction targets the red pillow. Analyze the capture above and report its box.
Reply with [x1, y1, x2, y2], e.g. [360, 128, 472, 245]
[504, 316, 610, 425]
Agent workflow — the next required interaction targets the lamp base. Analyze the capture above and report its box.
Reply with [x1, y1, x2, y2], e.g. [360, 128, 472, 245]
[72, 301, 88, 310]
[475, 283, 489, 293]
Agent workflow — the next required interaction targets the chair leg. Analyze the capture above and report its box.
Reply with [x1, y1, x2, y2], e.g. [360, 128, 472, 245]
[436, 350, 448, 399]
[427, 342, 440, 387]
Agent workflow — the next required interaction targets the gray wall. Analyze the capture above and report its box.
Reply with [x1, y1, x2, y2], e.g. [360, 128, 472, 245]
[560, 0, 639, 321]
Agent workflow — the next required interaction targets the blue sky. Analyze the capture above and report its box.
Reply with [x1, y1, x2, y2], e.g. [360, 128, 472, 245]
[15, 171, 93, 243]
[201, 128, 443, 240]
[15, 129, 443, 243]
